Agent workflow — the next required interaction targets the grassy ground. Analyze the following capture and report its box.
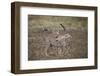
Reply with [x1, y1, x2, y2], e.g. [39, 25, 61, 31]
[28, 15, 88, 60]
